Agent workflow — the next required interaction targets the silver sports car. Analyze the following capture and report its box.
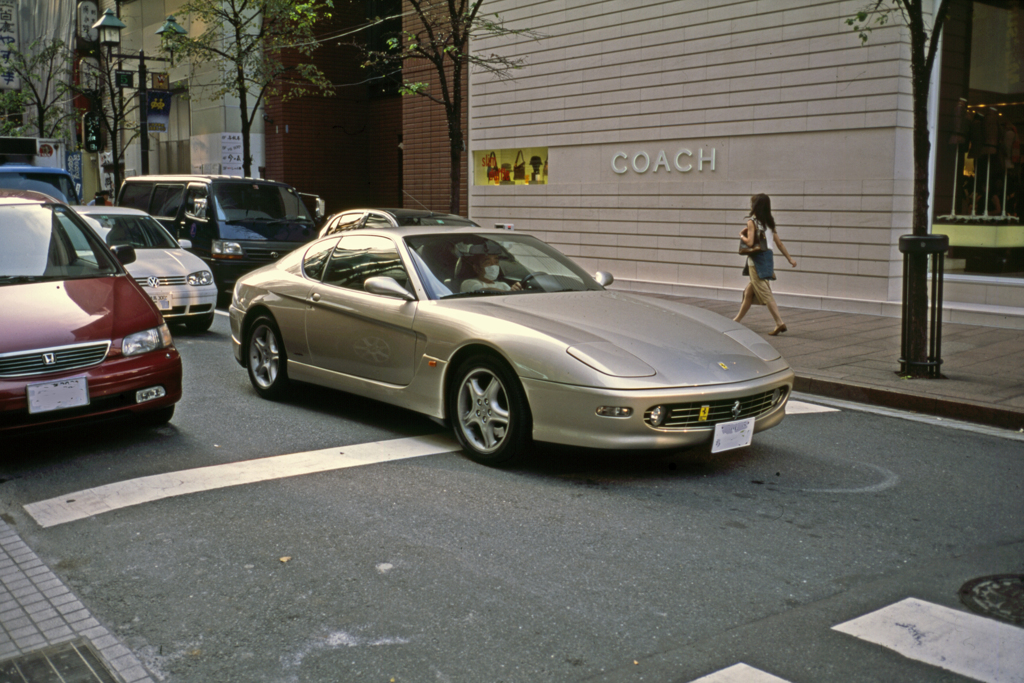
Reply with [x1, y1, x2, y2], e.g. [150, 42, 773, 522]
[229, 227, 794, 465]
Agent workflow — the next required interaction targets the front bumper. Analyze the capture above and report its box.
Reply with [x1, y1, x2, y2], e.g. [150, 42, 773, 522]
[0, 348, 182, 432]
[522, 370, 795, 450]
[141, 283, 218, 320]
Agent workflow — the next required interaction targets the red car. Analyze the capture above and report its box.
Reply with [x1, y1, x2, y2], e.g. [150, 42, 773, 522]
[0, 190, 182, 433]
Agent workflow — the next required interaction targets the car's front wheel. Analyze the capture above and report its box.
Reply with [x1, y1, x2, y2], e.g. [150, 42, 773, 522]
[246, 316, 289, 399]
[450, 354, 531, 466]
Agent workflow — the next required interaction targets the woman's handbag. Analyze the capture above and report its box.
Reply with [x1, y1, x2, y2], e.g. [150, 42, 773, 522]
[738, 226, 768, 255]
[513, 151, 526, 180]
[484, 152, 499, 182]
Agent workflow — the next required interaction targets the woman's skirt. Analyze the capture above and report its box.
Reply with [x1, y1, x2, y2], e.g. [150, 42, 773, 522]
[747, 256, 776, 306]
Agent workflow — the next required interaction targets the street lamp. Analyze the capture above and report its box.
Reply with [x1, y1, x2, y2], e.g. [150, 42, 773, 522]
[93, 8, 125, 49]
[156, 15, 187, 44]
[91, 10, 185, 176]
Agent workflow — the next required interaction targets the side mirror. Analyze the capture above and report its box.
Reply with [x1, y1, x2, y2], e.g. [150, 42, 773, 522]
[190, 197, 208, 219]
[315, 197, 326, 221]
[364, 276, 416, 302]
[178, 238, 192, 249]
[111, 244, 136, 265]
[594, 271, 614, 287]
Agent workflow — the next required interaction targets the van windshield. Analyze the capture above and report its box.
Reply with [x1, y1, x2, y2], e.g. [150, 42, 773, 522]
[213, 183, 313, 223]
[0, 171, 77, 204]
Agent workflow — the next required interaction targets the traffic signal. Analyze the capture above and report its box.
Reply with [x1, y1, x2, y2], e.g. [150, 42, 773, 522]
[83, 112, 101, 152]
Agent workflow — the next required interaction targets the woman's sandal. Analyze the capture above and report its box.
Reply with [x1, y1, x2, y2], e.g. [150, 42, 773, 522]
[768, 324, 788, 336]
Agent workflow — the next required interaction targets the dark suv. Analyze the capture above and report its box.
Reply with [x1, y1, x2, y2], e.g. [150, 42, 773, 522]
[118, 175, 322, 291]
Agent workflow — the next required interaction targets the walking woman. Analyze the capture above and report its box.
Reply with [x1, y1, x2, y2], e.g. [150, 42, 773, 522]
[733, 194, 797, 335]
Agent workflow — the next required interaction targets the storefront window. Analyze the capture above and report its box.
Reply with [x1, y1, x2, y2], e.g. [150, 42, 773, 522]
[934, 0, 1023, 278]
[474, 148, 548, 186]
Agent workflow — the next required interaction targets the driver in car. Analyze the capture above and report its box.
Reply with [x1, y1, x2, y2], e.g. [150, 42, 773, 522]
[461, 253, 523, 293]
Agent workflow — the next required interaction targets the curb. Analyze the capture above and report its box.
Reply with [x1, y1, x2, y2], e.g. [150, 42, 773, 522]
[793, 375, 1024, 432]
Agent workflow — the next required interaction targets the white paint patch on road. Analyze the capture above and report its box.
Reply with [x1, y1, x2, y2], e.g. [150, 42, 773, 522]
[785, 399, 840, 415]
[24, 433, 458, 528]
[798, 461, 900, 494]
[688, 663, 792, 682]
[833, 597, 1024, 683]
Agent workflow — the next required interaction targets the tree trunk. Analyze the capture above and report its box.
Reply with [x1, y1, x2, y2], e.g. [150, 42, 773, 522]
[903, 4, 934, 377]
[238, 68, 252, 178]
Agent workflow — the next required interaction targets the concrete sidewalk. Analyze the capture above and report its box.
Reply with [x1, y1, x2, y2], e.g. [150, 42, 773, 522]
[654, 295, 1024, 432]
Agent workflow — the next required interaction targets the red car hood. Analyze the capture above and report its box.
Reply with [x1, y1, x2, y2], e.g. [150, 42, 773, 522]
[0, 276, 162, 353]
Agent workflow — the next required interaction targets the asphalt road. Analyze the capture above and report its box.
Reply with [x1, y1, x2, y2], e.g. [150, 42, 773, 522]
[1, 313, 1022, 682]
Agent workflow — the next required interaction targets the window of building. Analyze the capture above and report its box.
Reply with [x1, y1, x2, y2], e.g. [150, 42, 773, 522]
[934, 0, 1023, 278]
[473, 148, 548, 186]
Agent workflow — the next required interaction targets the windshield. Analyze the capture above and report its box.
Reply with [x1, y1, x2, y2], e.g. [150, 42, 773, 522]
[0, 204, 118, 284]
[404, 232, 603, 300]
[396, 214, 479, 227]
[213, 183, 313, 222]
[0, 171, 77, 204]
[81, 212, 178, 249]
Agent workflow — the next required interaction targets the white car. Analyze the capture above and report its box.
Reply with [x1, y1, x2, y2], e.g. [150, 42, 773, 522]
[77, 206, 218, 332]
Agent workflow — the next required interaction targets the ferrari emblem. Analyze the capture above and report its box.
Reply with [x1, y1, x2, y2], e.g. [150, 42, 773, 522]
[718, 362, 729, 370]
[698, 405, 710, 421]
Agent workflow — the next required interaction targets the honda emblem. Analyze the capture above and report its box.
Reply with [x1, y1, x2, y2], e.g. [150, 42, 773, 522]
[42, 353, 56, 365]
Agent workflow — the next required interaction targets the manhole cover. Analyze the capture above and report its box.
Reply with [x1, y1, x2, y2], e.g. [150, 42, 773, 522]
[959, 574, 1024, 625]
[0, 639, 118, 683]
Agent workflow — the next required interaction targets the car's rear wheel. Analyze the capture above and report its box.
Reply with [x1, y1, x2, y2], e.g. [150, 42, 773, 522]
[247, 316, 289, 399]
[450, 354, 531, 466]
[183, 312, 215, 333]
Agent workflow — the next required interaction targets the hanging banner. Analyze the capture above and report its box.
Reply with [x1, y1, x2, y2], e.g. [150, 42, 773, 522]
[0, 0, 20, 90]
[221, 132, 243, 176]
[147, 90, 172, 133]
[66, 151, 83, 203]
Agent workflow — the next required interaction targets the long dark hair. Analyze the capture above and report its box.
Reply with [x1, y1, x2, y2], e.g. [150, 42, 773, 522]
[748, 193, 776, 231]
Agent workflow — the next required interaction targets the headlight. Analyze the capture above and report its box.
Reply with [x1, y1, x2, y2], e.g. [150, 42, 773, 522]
[212, 240, 243, 258]
[123, 323, 173, 356]
[188, 270, 214, 286]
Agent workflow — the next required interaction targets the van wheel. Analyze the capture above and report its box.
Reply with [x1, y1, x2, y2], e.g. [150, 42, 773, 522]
[246, 316, 289, 399]
[137, 405, 174, 428]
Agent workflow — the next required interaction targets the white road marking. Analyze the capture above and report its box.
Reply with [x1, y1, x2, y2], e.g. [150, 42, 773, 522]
[785, 399, 839, 415]
[833, 597, 1024, 683]
[24, 433, 458, 529]
[790, 392, 1024, 442]
[688, 663, 792, 682]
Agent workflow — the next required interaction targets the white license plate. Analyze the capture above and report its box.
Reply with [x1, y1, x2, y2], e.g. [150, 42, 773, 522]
[151, 294, 170, 310]
[27, 377, 90, 414]
[711, 417, 755, 453]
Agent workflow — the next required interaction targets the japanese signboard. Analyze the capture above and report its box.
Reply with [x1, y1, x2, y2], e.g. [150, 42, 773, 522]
[221, 132, 243, 176]
[0, 0, 20, 91]
[77, 1, 98, 43]
[115, 70, 133, 88]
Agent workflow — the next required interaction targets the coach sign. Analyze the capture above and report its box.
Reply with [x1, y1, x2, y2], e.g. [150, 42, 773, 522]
[611, 147, 716, 174]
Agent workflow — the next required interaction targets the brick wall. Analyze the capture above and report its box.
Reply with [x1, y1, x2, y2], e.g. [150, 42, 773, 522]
[264, 4, 403, 214]
[401, 4, 469, 216]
